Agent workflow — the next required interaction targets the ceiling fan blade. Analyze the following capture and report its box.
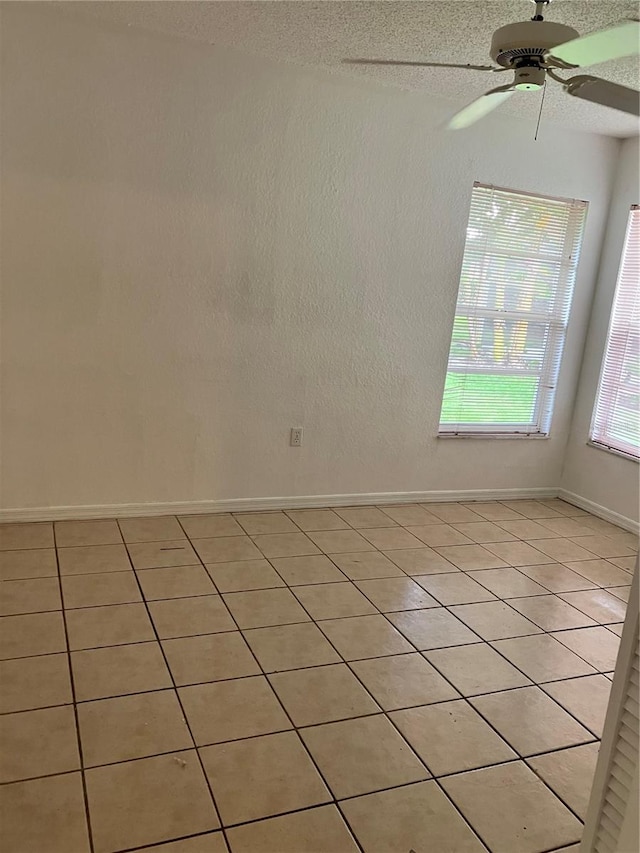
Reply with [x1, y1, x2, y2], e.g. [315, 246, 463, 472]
[343, 59, 497, 71]
[549, 20, 640, 67]
[447, 85, 515, 130]
[564, 75, 640, 116]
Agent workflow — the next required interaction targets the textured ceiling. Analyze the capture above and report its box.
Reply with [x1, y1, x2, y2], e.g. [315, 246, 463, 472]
[57, 1, 640, 137]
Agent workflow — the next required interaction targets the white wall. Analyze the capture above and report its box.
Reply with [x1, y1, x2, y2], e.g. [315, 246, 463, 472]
[561, 137, 640, 524]
[0, 5, 619, 514]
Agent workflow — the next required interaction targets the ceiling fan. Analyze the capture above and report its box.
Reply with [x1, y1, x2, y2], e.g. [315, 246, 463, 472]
[344, 0, 640, 129]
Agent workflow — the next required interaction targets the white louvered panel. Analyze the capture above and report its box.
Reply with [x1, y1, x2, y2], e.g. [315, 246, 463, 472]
[585, 564, 638, 853]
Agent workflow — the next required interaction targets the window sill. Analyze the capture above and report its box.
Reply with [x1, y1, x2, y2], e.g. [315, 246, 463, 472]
[438, 432, 549, 440]
[587, 440, 640, 463]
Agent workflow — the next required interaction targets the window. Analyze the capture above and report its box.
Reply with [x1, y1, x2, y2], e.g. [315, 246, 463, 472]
[590, 205, 639, 460]
[439, 182, 588, 436]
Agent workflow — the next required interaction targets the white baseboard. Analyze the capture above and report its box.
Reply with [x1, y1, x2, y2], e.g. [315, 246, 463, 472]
[0, 486, 557, 523]
[558, 489, 639, 535]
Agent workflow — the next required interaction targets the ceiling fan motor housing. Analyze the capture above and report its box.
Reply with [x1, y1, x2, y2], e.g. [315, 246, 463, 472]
[490, 21, 580, 67]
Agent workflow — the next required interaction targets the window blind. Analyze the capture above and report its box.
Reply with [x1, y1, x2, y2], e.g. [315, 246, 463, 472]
[590, 206, 640, 460]
[439, 182, 588, 436]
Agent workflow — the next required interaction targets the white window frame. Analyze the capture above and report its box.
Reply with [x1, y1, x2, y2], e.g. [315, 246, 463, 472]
[589, 205, 640, 462]
[439, 182, 588, 438]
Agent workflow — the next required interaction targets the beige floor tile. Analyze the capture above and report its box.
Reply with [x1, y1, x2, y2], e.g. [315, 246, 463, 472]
[558, 589, 627, 624]
[491, 634, 597, 682]
[538, 518, 598, 538]
[425, 643, 531, 696]
[0, 653, 72, 713]
[579, 516, 627, 535]
[450, 521, 517, 544]
[55, 520, 122, 547]
[235, 512, 298, 535]
[540, 500, 588, 517]
[0, 705, 80, 782]
[62, 571, 142, 608]
[442, 761, 582, 853]
[608, 555, 636, 570]
[328, 551, 404, 580]
[205, 559, 283, 592]
[607, 624, 624, 637]
[86, 751, 219, 853]
[501, 500, 563, 519]
[307, 530, 376, 554]
[415, 572, 496, 605]
[285, 509, 350, 531]
[334, 507, 397, 528]
[530, 538, 598, 563]
[607, 585, 631, 602]
[569, 535, 636, 559]
[388, 608, 480, 650]
[163, 632, 260, 685]
[385, 547, 460, 575]
[497, 519, 563, 539]
[564, 559, 632, 587]
[72, 641, 171, 701]
[527, 742, 599, 818]
[149, 595, 236, 639]
[293, 582, 377, 619]
[191, 536, 262, 564]
[128, 834, 228, 853]
[551, 626, 620, 672]
[128, 539, 199, 569]
[300, 714, 428, 798]
[407, 524, 474, 548]
[269, 663, 380, 725]
[201, 731, 330, 825]
[449, 601, 542, 641]
[223, 588, 310, 628]
[341, 780, 485, 853]
[318, 614, 414, 660]
[0, 773, 90, 853]
[0, 611, 67, 660]
[462, 502, 524, 521]
[66, 602, 155, 649]
[351, 653, 459, 710]
[118, 516, 187, 543]
[471, 567, 549, 598]
[0, 577, 61, 616]
[507, 595, 597, 631]
[0, 522, 54, 551]
[542, 675, 612, 737]
[434, 544, 508, 571]
[137, 565, 216, 600]
[391, 699, 516, 775]
[361, 527, 425, 550]
[253, 533, 320, 559]
[78, 689, 193, 766]
[471, 686, 593, 756]
[355, 577, 438, 611]
[0, 549, 57, 580]
[482, 541, 551, 567]
[244, 623, 341, 672]
[423, 504, 484, 523]
[178, 514, 243, 539]
[179, 676, 291, 745]
[225, 805, 359, 853]
[517, 563, 598, 592]
[270, 554, 347, 585]
[377, 504, 440, 526]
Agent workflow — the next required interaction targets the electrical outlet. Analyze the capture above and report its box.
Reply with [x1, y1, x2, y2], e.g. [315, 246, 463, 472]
[290, 427, 303, 447]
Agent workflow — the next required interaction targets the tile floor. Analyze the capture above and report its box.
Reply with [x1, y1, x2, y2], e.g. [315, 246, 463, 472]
[0, 498, 636, 853]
